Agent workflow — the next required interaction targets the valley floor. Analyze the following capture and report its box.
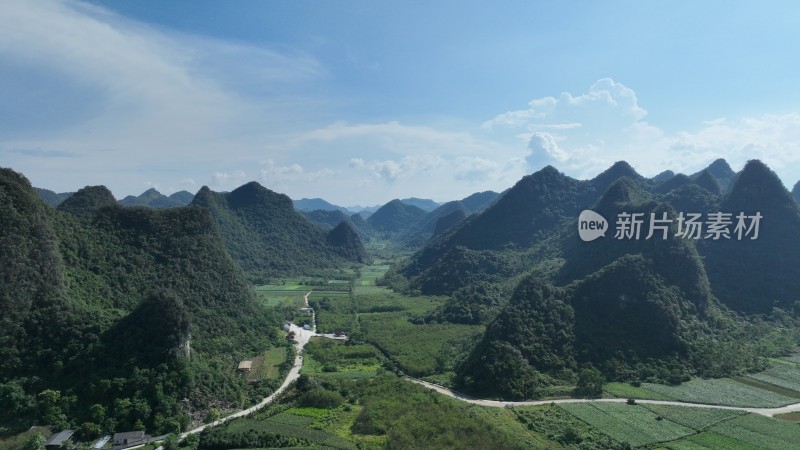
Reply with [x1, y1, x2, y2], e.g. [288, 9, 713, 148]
[173, 264, 800, 450]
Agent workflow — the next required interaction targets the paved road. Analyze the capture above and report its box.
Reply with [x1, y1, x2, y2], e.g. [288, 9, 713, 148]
[180, 298, 317, 439]
[405, 377, 800, 417]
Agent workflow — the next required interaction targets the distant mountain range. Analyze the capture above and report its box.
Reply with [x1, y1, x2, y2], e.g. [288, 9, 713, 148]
[119, 188, 195, 208]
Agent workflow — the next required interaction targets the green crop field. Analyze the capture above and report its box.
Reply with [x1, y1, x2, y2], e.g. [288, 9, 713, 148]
[213, 417, 358, 449]
[699, 414, 800, 450]
[638, 378, 798, 407]
[263, 411, 317, 427]
[356, 291, 445, 315]
[605, 382, 672, 400]
[303, 338, 382, 377]
[254, 283, 316, 291]
[667, 430, 761, 449]
[308, 293, 357, 334]
[746, 362, 800, 394]
[353, 284, 388, 295]
[779, 355, 800, 364]
[247, 347, 288, 382]
[641, 403, 746, 430]
[360, 313, 483, 376]
[559, 402, 695, 447]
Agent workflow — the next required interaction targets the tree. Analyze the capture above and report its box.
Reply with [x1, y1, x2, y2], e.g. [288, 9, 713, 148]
[22, 433, 45, 450]
[575, 367, 605, 398]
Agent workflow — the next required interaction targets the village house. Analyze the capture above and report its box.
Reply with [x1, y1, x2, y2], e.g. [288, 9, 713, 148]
[237, 360, 253, 372]
[44, 430, 74, 449]
[113, 431, 148, 450]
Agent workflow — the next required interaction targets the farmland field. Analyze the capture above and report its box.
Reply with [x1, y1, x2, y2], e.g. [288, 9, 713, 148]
[247, 346, 288, 382]
[308, 293, 357, 334]
[637, 378, 798, 407]
[360, 312, 483, 376]
[253, 284, 311, 308]
[666, 431, 761, 449]
[605, 381, 672, 400]
[302, 338, 382, 378]
[210, 417, 358, 449]
[779, 355, 800, 364]
[746, 362, 800, 394]
[702, 414, 800, 450]
[356, 291, 444, 315]
[640, 403, 746, 430]
[558, 402, 695, 447]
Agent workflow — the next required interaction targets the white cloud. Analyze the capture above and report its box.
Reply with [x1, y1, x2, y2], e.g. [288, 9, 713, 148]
[482, 79, 800, 186]
[525, 132, 569, 169]
[348, 158, 365, 168]
[258, 160, 336, 193]
[483, 78, 646, 132]
[211, 170, 248, 189]
[0, 0, 324, 193]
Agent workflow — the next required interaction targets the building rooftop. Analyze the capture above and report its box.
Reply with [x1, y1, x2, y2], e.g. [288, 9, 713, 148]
[113, 431, 145, 443]
[238, 360, 253, 370]
[45, 430, 75, 447]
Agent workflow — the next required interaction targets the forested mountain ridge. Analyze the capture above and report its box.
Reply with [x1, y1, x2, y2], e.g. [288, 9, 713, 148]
[386, 159, 800, 398]
[191, 181, 366, 282]
[365, 199, 428, 236]
[0, 168, 284, 434]
[698, 160, 800, 313]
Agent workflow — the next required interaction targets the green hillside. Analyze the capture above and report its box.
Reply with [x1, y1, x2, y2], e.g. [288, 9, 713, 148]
[0, 168, 284, 435]
[387, 159, 800, 399]
[191, 182, 366, 282]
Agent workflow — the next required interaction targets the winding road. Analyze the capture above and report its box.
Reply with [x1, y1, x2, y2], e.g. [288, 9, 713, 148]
[180, 293, 318, 439]
[179, 290, 800, 440]
[404, 377, 800, 417]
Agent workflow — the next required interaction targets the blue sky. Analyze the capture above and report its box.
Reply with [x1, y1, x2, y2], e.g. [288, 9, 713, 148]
[2, 1, 800, 205]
